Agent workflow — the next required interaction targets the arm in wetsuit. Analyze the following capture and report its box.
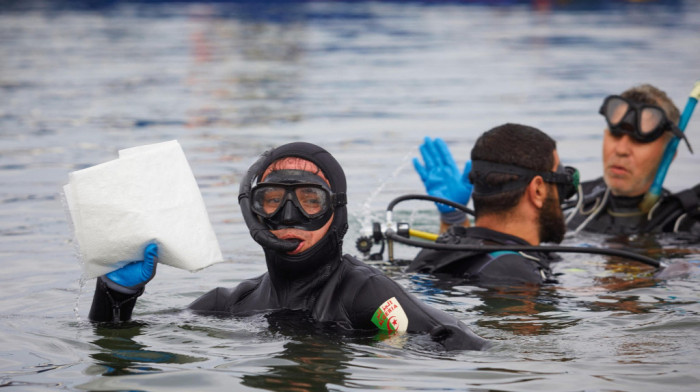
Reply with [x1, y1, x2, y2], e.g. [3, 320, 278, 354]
[88, 244, 158, 322]
[340, 258, 489, 351]
[88, 277, 143, 322]
[187, 275, 269, 315]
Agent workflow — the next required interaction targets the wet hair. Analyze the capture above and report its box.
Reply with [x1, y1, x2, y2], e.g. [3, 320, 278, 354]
[263, 157, 329, 184]
[621, 84, 680, 124]
[469, 123, 556, 218]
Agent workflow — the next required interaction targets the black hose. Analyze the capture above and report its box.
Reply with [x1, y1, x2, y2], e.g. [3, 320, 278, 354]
[384, 194, 665, 269]
[387, 194, 475, 216]
[385, 231, 663, 269]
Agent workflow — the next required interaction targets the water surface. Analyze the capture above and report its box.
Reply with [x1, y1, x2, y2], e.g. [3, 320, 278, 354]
[1, 1, 700, 390]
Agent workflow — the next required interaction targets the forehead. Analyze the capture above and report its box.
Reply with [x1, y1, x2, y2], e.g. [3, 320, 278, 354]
[261, 157, 330, 185]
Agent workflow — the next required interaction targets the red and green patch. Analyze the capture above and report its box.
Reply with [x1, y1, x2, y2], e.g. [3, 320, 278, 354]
[371, 297, 408, 333]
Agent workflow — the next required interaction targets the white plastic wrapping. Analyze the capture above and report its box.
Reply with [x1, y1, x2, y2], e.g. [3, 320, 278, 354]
[64, 140, 224, 278]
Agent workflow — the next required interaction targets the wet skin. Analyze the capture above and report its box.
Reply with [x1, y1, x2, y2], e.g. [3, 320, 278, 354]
[602, 128, 670, 197]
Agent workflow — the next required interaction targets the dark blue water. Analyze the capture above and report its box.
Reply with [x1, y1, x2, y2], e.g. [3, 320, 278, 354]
[1, 1, 700, 390]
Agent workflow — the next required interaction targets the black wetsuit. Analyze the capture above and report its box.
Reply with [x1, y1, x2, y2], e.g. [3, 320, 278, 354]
[189, 253, 486, 350]
[89, 252, 487, 350]
[566, 177, 700, 236]
[408, 226, 559, 286]
[89, 142, 488, 351]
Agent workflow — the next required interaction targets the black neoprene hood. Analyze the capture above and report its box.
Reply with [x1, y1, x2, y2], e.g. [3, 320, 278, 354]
[239, 142, 348, 253]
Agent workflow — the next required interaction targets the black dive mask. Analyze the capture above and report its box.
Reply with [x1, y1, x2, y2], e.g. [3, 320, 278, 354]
[599, 95, 692, 152]
[251, 169, 345, 231]
[471, 160, 579, 202]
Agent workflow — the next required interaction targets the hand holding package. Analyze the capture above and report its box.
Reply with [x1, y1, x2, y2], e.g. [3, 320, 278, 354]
[64, 140, 224, 278]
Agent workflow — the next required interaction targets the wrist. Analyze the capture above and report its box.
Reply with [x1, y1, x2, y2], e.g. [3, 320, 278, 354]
[100, 275, 143, 295]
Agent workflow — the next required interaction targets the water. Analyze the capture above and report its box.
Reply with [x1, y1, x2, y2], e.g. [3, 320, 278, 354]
[2, 0, 700, 390]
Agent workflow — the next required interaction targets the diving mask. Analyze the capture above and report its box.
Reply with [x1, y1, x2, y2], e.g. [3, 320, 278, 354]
[599, 95, 691, 152]
[544, 164, 580, 201]
[251, 169, 345, 231]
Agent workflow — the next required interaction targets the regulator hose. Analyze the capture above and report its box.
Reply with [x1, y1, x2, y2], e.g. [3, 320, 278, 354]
[385, 194, 666, 269]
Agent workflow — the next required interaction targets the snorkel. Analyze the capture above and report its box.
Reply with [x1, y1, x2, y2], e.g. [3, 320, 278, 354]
[639, 80, 700, 213]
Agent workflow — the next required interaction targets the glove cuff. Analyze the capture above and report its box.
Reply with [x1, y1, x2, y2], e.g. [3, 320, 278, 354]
[440, 210, 467, 225]
[100, 275, 144, 295]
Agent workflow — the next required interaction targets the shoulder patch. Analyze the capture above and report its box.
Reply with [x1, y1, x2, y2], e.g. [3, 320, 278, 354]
[371, 297, 408, 333]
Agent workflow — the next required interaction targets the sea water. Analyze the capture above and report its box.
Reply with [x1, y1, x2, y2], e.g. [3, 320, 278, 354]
[1, 1, 700, 390]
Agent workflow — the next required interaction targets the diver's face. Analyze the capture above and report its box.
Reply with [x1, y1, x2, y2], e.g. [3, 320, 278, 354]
[602, 125, 669, 197]
[262, 158, 333, 255]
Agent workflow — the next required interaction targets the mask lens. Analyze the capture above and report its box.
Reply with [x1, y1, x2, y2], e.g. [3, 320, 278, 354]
[252, 184, 332, 220]
[294, 186, 329, 217]
[604, 97, 630, 126]
[252, 186, 287, 217]
[639, 106, 665, 135]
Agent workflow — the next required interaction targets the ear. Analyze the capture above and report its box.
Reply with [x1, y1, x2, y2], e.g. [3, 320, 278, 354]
[526, 176, 547, 209]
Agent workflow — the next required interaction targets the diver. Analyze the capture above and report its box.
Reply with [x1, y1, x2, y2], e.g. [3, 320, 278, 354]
[413, 85, 700, 238]
[409, 123, 577, 286]
[88, 142, 488, 351]
[566, 84, 700, 236]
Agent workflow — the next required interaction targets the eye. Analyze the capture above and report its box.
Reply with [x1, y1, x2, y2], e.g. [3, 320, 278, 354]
[262, 189, 285, 213]
[296, 188, 325, 214]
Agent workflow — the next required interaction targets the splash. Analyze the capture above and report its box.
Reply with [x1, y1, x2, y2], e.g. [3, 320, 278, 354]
[74, 276, 87, 322]
[61, 186, 87, 322]
[356, 150, 413, 234]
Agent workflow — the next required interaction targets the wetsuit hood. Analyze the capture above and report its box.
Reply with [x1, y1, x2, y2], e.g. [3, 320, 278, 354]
[239, 142, 349, 284]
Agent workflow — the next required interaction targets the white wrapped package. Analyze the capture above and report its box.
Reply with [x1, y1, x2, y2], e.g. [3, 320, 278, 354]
[64, 140, 224, 279]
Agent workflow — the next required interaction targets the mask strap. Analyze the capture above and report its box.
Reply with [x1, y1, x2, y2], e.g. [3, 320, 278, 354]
[669, 124, 694, 153]
[471, 160, 535, 196]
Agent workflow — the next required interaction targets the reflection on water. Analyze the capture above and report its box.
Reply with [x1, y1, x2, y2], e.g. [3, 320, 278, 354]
[241, 339, 351, 392]
[2, 0, 700, 391]
[89, 322, 205, 376]
[473, 286, 567, 336]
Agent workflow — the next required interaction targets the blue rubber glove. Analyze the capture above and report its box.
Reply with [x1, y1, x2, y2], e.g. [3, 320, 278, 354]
[103, 243, 158, 294]
[461, 159, 473, 200]
[413, 137, 473, 223]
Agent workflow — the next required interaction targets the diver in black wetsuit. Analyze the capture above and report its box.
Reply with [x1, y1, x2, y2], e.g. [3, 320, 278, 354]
[566, 84, 700, 236]
[410, 124, 578, 286]
[567, 178, 700, 236]
[89, 142, 488, 351]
